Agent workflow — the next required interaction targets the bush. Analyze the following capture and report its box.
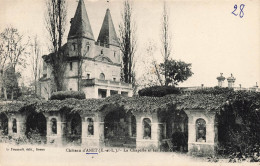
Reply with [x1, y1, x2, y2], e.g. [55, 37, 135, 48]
[191, 86, 234, 95]
[138, 86, 181, 97]
[50, 91, 86, 100]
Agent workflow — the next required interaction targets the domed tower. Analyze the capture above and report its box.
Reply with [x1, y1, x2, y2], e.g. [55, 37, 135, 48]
[216, 73, 225, 87]
[227, 74, 236, 88]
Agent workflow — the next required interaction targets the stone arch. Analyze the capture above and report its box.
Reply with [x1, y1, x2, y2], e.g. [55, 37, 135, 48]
[101, 105, 136, 147]
[158, 109, 188, 152]
[66, 112, 82, 144]
[196, 118, 206, 142]
[142, 118, 151, 139]
[26, 112, 47, 143]
[0, 113, 8, 135]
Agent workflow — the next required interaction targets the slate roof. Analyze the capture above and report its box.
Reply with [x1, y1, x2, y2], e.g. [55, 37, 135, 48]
[97, 9, 120, 47]
[68, 0, 94, 40]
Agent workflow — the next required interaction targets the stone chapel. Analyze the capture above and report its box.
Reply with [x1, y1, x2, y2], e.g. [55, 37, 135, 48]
[39, 0, 133, 100]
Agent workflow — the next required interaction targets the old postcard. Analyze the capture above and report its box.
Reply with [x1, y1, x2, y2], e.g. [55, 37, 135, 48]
[0, 0, 259, 165]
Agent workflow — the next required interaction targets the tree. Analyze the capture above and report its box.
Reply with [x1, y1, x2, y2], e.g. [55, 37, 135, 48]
[30, 35, 42, 95]
[119, 0, 137, 85]
[0, 26, 30, 99]
[2, 66, 21, 100]
[159, 59, 193, 86]
[137, 41, 163, 88]
[161, 1, 172, 86]
[45, 0, 67, 91]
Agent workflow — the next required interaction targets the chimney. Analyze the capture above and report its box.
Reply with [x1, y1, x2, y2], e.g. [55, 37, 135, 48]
[216, 73, 225, 87]
[227, 73, 236, 88]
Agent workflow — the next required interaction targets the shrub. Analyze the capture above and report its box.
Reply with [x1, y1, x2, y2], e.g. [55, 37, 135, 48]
[50, 91, 86, 100]
[138, 86, 181, 97]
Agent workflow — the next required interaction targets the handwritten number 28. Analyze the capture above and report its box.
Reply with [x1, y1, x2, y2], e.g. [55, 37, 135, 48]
[232, 4, 245, 18]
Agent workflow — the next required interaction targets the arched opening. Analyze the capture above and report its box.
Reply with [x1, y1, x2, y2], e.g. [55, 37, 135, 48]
[196, 118, 206, 142]
[159, 110, 188, 152]
[0, 113, 8, 135]
[26, 113, 47, 143]
[51, 118, 57, 134]
[104, 109, 136, 147]
[67, 113, 82, 144]
[99, 73, 105, 80]
[87, 118, 94, 136]
[143, 118, 151, 139]
[12, 119, 17, 133]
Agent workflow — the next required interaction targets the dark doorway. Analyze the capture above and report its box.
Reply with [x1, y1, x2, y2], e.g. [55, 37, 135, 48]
[26, 113, 47, 143]
[104, 109, 136, 147]
[67, 113, 82, 145]
[0, 113, 8, 135]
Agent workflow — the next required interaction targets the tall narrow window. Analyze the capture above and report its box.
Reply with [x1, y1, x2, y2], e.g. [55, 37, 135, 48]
[12, 119, 17, 133]
[70, 62, 73, 71]
[87, 74, 90, 79]
[101, 49, 103, 54]
[87, 118, 94, 136]
[51, 118, 57, 134]
[196, 118, 206, 142]
[143, 118, 151, 139]
[87, 45, 90, 52]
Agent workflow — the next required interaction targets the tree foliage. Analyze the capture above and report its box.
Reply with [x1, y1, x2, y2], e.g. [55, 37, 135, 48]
[0, 26, 29, 99]
[119, 0, 137, 85]
[45, 0, 67, 91]
[160, 59, 193, 86]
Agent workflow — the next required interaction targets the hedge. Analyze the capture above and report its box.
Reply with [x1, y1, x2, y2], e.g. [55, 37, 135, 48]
[50, 91, 86, 100]
[138, 86, 181, 97]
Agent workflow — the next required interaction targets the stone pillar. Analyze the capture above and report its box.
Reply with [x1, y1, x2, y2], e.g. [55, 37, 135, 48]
[136, 116, 160, 149]
[136, 122, 142, 140]
[107, 89, 111, 97]
[94, 86, 99, 98]
[184, 110, 217, 156]
[8, 114, 26, 138]
[46, 114, 65, 146]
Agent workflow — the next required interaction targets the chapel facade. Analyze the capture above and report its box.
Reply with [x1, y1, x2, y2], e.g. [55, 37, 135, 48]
[39, 0, 133, 100]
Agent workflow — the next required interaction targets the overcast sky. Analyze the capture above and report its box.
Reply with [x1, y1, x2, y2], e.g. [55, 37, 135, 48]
[0, 0, 259, 88]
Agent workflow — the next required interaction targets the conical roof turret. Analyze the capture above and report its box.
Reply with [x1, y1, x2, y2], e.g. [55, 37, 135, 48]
[68, 0, 94, 40]
[97, 8, 119, 47]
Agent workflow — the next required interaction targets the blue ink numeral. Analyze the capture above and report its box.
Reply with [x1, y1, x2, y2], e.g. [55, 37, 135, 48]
[232, 4, 238, 16]
[239, 4, 245, 18]
[232, 4, 245, 18]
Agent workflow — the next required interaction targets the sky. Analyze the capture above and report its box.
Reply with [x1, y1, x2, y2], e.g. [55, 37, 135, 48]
[0, 0, 259, 88]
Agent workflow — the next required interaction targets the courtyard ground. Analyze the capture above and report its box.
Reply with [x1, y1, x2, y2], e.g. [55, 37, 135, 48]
[0, 143, 258, 166]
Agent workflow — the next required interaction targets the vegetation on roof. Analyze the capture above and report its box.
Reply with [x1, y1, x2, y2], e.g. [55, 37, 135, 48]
[1, 88, 259, 114]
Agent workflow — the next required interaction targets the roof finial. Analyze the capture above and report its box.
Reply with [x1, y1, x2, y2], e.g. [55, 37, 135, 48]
[107, 0, 110, 9]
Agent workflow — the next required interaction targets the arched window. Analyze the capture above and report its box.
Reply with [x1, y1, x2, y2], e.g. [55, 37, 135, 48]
[51, 118, 57, 134]
[99, 73, 105, 80]
[196, 118, 206, 142]
[87, 118, 94, 136]
[143, 118, 151, 139]
[12, 119, 17, 133]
